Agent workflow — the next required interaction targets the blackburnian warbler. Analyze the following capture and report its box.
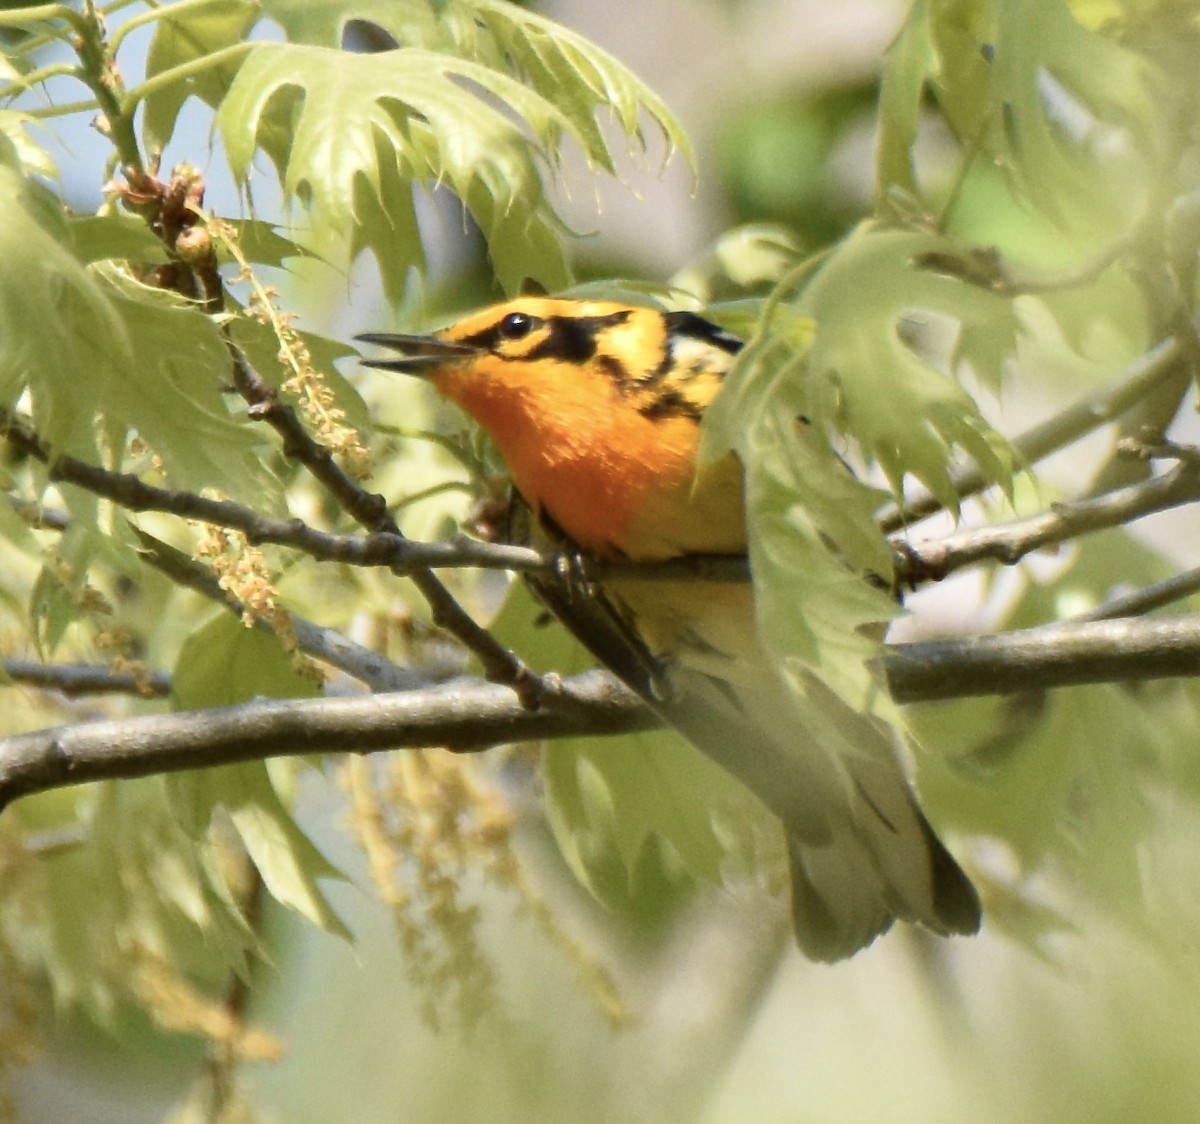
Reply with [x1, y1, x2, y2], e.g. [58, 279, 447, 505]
[359, 298, 981, 961]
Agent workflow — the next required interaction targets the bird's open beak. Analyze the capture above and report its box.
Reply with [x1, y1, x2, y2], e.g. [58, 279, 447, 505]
[355, 332, 481, 375]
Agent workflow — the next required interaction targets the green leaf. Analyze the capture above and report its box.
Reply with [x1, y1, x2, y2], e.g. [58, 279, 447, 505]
[95, 275, 279, 502]
[141, 0, 259, 150]
[730, 405, 901, 713]
[1, 177, 278, 501]
[216, 41, 580, 297]
[214, 762, 351, 939]
[68, 214, 170, 264]
[771, 226, 1019, 511]
[927, 0, 1163, 246]
[258, 0, 692, 170]
[174, 613, 319, 709]
[471, 0, 693, 170]
[166, 756, 351, 941]
[0, 109, 56, 179]
[9, 779, 263, 1021]
[171, 616, 349, 936]
[875, 0, 935, 209]
[543, 728, 754, 905]
[221, 218, 313, 268]
[0, 167, 132, 455]
[258, 0, 455, 49]
[216, 1, 691, 297]
[701, 309, 884, 719]
[671, 224, 802, 304]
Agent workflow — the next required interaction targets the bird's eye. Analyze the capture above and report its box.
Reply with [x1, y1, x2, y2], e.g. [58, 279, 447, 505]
[498, 312, 535, 340]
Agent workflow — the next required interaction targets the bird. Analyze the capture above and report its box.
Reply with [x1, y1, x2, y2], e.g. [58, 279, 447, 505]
[358, 297, 981, 961]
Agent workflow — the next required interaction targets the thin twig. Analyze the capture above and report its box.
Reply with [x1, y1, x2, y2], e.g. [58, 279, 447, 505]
[227, 351, 548, 705]
[894, 462, 1200, 583]
[879, 334, 1189, 532]
[6, 495, 69, 532]
[131, 529, 432, 693]
[1068, 565, 1200, 623]
[2, 660, 170, 697]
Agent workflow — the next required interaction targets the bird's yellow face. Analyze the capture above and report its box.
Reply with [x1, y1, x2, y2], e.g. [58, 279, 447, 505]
[360, 298, 747, 559]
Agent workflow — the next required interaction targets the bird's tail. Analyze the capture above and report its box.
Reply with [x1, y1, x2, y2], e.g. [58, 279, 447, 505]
[664, 664, 980, 959]
[538, 571, 981, 960]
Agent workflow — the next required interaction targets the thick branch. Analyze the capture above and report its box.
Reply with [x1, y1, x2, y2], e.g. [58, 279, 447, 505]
[882, 614, 1200, 702]
[7, 616, 1200, 809]
[0, 670, 657, 812]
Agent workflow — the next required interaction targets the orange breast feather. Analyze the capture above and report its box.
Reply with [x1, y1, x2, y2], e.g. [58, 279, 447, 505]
[432, 358, 745, 560]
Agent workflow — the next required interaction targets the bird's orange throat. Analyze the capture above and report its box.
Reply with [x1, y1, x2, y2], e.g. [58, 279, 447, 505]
[433, 361, 717, 558]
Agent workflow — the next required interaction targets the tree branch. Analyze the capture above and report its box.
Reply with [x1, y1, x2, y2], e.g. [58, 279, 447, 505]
[226, 350, 549, 703]
[0, 670, 657, 812]
[878, 334, 1191, 532]
[2, 660, 171, 697]
[131, 528, 432, 693]
[7, 615, 1200, 810]
[894, 461, 1200, 582]
[1, 407, 750, 584]
[1070, 565, 1200, 623]
[882, 614, 1200, 703]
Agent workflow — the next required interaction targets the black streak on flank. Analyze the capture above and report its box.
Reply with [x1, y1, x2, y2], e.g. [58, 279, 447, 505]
[637, 387, 705, 422]
[596, 353, 632, 387]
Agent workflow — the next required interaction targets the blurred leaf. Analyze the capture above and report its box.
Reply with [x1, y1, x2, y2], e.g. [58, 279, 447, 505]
[927, 0, 1163, 247]
[141, 0, 259, 150]
[732, 226, 1021, 513]
[876, 0, 936, 208]
[490, 581, 758, 910]
[671, 224, 802, 304]
[68, 214, 169, 264]
[720, 85, 876, 244]
[915, 529, 1188, 908]
[171, 616, 349, 936]
[173, 613, 319, 709]
[209, 762, 350, 939]
[0, 108, 55, 179]
[543, 728, 752, 903]
[0, 167, 131, 456]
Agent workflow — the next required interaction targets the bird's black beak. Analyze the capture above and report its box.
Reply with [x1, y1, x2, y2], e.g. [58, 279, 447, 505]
[355, 332, 481, 375]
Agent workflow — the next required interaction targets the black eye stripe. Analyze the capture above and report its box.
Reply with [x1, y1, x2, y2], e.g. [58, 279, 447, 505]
[522, 312, 632, 363]
[460, 312, 548, 351]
